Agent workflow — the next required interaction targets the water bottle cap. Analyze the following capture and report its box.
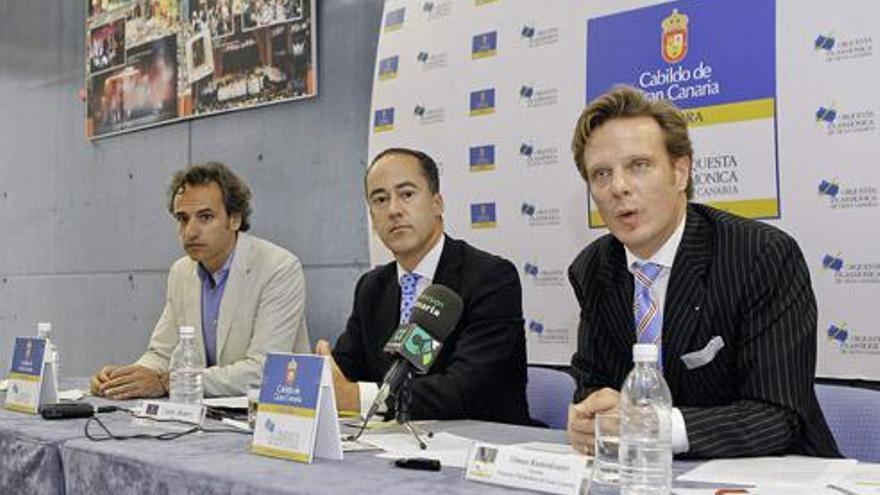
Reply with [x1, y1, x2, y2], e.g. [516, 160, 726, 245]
[37, 322, 52, 336]
[632, 343, 658, 362]
[179, 326, 196, 337]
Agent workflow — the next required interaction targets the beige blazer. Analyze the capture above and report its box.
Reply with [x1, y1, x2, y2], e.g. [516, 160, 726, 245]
[136, 232, 310, 396]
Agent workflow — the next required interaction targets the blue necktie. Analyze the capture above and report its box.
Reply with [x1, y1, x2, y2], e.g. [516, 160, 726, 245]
[399, 272, 422, 324]
[633, 262, 663, 363]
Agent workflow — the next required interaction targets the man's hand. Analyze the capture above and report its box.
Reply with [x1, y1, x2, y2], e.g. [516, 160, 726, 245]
[567, 387, 620, 455]
[315, 339, 360, 413]
[90, 365, 118, 396]
[99, 365, 166, 400]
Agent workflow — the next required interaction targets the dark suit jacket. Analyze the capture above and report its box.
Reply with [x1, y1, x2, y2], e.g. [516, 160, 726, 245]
[569, 203, 840, 458]
[333, 236, 530, 425]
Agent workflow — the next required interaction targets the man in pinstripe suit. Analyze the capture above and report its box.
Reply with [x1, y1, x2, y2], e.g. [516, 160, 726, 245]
[565, 85, 840, 458]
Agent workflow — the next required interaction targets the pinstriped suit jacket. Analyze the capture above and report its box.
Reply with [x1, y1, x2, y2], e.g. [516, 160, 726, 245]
[569, 203, 840, 458]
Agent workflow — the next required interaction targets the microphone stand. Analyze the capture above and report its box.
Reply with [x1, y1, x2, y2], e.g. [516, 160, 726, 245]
[394, 370, 433, 450]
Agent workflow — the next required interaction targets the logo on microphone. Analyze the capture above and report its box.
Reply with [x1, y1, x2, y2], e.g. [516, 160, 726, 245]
[403, 326, 441, 368]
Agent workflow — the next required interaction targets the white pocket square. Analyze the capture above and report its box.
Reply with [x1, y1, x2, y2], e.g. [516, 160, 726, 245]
[680, 335, 725, 370]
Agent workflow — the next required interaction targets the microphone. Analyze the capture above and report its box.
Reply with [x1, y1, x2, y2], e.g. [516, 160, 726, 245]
[364, 284, 463, 423]
[39, 401, 119, 419]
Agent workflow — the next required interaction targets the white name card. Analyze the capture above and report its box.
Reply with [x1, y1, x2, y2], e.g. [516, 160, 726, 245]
[4, 337, 57, 414]
[465, 441, 589, 495]
[134, 400, 206, 427]
[251, 353, 343, 464]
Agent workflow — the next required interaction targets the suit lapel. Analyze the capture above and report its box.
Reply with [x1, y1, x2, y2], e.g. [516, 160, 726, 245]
[431, 236, 462, 295]
[663, 206, 712, 375]
[216, 232, 250, 362]
[375, 264, 402, 371]
[597, 240, 636, 358]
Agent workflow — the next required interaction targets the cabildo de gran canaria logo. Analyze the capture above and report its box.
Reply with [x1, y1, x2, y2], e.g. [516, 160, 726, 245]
[470, 202, 496, 228]
[826, 322, 880, 356]
[469, 145, 495, 172]
[470, 88, 495, 116]
[818, 178, 878, 210]
[384, 7, 405, 32]
[373, 107, 394, 133]
[377, 55, 399, 81]
[661, 9, 688, 64]
[472, 31, 498, 59]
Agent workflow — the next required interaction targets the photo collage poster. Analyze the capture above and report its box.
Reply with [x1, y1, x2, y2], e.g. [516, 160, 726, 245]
[85, 0, 317, 139]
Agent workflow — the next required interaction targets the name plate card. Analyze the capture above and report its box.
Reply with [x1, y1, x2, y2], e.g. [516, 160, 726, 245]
[251, 353, 342, 464]
[5, 337, 57, 414]
[465, 442, 589, 495]
[133, 400, 206, 428]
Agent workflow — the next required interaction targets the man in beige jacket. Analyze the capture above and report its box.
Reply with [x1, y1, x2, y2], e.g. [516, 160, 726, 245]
[91, 162, 309, 398]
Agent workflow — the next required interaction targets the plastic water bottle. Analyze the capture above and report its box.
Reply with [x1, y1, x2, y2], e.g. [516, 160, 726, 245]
[37, 322, 56, 363]
[619, 344, 673, 495]
[169, 326, 203, 404]
[37, 322, 60, 397]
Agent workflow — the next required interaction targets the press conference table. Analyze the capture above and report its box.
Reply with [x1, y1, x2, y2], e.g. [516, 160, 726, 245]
[0, 379, 708, 495]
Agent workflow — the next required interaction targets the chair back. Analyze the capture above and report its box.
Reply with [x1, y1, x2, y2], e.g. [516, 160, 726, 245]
[816, 383, 880, 462]
[527, 366, 575, 429]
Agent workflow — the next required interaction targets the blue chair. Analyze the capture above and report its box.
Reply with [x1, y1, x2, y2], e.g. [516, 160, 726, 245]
[815, 383, 880, 462]
[527, 366, 575, 429]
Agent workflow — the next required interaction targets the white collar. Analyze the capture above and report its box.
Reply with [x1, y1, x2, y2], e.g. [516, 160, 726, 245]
[625, 209, 687, 271]
[396, 234, 445, 283]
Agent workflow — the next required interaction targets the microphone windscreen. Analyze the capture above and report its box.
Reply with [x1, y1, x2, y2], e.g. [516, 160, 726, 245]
[409, 284, 463, 342]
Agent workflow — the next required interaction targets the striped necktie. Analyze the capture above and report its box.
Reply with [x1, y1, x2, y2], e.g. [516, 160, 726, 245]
[399, 272, 422, 324]
[633, 262, 663, 363]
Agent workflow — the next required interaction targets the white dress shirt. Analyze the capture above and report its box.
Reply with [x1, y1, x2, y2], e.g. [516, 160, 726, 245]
[357, 235, 445, 416]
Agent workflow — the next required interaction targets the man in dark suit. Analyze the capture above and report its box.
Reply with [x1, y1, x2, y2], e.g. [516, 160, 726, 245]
[566, 85, 839, 458]
[316, 148, 530, 425]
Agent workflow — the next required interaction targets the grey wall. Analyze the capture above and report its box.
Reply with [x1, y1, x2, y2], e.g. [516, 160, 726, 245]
[0, 0, 383, 377]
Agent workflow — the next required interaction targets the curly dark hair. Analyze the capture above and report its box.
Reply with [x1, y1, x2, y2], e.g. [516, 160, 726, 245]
[167, 162, 252, 231]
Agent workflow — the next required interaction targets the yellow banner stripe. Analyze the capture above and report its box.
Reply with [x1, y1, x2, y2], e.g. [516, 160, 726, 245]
[470, 164, 496, 172]
[472, 50, 497, 60]
[258, 403, 317, 418]
[684, 98, 775, 128]
[471, 222, 497, 229]
[251, 444, 311, 463]
[470, 108, 495, 116]
[374, 125, 394, 133]
[4, 403, 38, 414]
[589, 198, 779, 227]
[384, 24, 403, 33]
[8, 372, 41, 382]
